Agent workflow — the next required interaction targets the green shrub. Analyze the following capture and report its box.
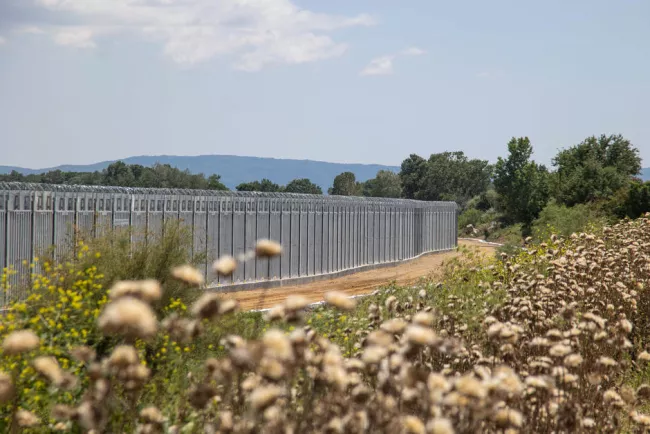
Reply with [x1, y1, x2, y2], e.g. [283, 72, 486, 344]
[530, 200, 606, 241]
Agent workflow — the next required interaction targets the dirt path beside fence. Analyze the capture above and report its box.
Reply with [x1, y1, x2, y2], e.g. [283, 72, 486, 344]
[222, 240, 496, 311]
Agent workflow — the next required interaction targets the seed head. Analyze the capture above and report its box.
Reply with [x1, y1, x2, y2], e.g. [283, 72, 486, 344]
[16, 409, 40, 427]
[109, 279, 162, 303]
[284, 295, 310, 312]
[249, 385, 284, 411]
[191, 293, 221, 320]
[213, 255, 237, 276]
[402, 416, 425, 434]
[33, 356, 64, 386]
[255, 239, 282, 257]
[639, 351, 650, 362]
[98, 297, 158, 340]
[563, 354, 584, 367]
[263, 329, 293, 361]
[426, 418, 455, 434]
[3, 330, 40, 355]
[171, 265, 205, 286]
[0, 372, 14, 403]
[405, 325, 437, 346]
[324, 291, 356, 311]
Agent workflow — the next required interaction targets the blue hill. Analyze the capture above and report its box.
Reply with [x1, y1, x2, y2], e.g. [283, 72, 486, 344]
[641, 168, 650, 181]
[0, 155, 400, 191]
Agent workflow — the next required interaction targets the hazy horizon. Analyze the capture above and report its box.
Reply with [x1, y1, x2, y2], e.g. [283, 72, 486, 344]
[1, 0, 649, 169]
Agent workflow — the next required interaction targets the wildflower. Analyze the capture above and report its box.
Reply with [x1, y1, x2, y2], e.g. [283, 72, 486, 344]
[212, 255, 237, 276]
[324, 291, 356, 311]
[255, 239, 283, 257]
[3, 330, 40, 355]
[171, 265, 204, 286]
[16, 409, 40, 427]
[98, 297, 158, 340]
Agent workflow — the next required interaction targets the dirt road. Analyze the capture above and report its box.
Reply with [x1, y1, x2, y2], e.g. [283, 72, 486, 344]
[223, 240, 496, 310]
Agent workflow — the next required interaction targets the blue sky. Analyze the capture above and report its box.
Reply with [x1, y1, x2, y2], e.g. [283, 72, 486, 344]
[0, 0, 648, 170]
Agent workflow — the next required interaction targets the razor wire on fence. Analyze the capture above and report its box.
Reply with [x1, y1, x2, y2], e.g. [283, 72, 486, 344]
[0, 182, 459, 302]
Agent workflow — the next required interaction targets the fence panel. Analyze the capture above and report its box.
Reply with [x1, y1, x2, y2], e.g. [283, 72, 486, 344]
[218, 199, 233, 285]
[0, 183, 459, 297]
[232, 199, 246, 283]
[280, 200, 291, 279]
[255, 198, 270, 281]
[269, 199, 281, 279]
[6, 191, 33, 296]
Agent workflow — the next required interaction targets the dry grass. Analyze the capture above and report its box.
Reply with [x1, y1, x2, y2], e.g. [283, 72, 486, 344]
[1, 215, 650, 433]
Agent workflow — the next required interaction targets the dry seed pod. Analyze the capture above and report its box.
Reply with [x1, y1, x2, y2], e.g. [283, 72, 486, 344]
[2, 330, 40, 355]
[0, 372, 14, 403]
[98, 298, 158, 340]
[324, 291, 357, 311]
[213, 256, 237, 276]
[255, 239, 282, 257]
[171, 265, 205, 286]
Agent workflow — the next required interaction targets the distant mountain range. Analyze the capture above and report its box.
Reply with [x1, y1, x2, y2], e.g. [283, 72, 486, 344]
[0, 155, 400, 191]
[641, 168, 650, 181]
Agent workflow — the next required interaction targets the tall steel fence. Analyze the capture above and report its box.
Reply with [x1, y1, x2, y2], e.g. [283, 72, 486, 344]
[0, 182, 458, 302]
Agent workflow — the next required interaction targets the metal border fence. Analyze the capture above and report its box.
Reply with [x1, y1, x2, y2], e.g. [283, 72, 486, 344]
[0, 182, 458, 302]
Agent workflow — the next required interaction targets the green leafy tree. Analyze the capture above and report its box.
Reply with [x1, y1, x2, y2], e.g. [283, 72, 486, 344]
[419, 152, 492, 207]
[399, 154, 428, 199]
[552, 134, 642, 206]
[207, 174, 228, 191]
[493, 137, 550, 226]
[362, 170, 402, 198]
[236, 178, 283, 192]
[284, 178, 322, 195]
[328, 172, 362, 196]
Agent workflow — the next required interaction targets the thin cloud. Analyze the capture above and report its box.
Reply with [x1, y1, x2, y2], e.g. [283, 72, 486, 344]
[360, 55, 394, 76]
[17, 0, 376, 70]
[360, 46, 425, 77]
[402, 47, 425, 56]
[0, 36, 6, 45]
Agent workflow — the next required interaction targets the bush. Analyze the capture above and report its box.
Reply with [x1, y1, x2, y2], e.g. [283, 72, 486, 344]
[530, 200, 607, 241]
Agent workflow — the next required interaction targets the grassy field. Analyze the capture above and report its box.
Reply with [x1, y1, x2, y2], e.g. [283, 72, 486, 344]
[0, 215, 649, 433]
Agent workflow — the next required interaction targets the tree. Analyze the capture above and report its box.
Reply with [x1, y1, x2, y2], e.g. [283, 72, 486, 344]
[420, 152, 492, 207]
[103, 161, 136, 187]
[611, 180, 650, 219]
[493, 137, 550, 226]
[284, 178, 322, 195]
[552, 134, 642, 206]
[207, 174, 228, 191]
[399, 154, 428, 199]
[236, 179, 283, 192]
[328, 172, 362, 196]
[362, 170, 402, 198]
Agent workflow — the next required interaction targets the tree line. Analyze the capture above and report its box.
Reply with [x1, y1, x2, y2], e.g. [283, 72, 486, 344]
[2, 134, 648, 230]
